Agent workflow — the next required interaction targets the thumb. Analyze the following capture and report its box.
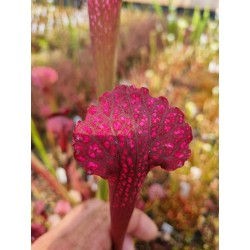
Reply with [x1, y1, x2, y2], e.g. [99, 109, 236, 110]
[127, 208, 159, 241]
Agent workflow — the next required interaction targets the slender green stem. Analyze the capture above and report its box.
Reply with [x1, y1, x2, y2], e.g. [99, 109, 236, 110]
[31, 118, 56, 176]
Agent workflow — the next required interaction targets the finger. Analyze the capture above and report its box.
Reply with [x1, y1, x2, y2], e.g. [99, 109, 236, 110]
[51, 198, 106, 235]
[32, 199, 111, 250]
[32, 199, 107, 250]
[127, 208, 159, 241]
[122, 235, 135, 250]
[57, 203, 111, 250]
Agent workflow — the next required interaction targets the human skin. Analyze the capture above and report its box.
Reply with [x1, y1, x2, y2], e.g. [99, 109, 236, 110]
[32, 199, 159, 250]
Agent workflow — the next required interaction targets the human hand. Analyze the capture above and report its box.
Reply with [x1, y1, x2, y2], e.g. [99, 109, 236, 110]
[32, 198, 159, 250]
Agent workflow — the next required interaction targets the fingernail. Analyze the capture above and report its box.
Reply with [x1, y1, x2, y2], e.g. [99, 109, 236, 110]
[122, 236, 135, 250]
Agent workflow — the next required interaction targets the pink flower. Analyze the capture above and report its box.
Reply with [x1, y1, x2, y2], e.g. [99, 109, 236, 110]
[33, 200, 45, 215]
[148, 183, 165, 201]
[54, 200, 72, 216]
[73, 85, 192, 249]
[46, 116, 74, 152]
[31, 67, 58, 88]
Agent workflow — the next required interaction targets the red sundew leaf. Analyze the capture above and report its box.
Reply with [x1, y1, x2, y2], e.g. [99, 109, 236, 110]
[73, 85, 192, 250]
[31, 223, 46, 243]
[88, 0, 122, 96]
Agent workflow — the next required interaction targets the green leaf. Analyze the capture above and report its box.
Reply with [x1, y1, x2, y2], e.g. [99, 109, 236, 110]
[96, 178, 109, 201]
[152, 0, 164, 18]
[31, 118, 56, 176]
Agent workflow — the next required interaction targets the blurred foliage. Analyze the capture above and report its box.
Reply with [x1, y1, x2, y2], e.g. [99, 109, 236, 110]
[31, 3, 218, 249]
